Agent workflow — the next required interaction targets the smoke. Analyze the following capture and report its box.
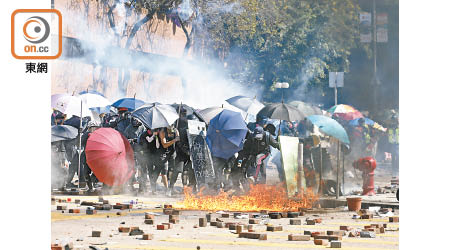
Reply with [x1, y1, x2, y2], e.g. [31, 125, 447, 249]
[55, 1, 261, 110]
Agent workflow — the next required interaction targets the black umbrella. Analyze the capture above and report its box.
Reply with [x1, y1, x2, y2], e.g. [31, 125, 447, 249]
[131, 103, 179, 129]
[170, 103, 195, 116]
[256, 102, 306, 121]
[51, 125, 79, 142]
[225, 95, 265, 116]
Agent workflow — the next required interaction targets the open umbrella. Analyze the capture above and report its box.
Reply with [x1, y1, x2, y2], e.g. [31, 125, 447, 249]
[257, 102, 305, 121]
[198, 105, 245, 124]
[51, 125, 79, 142]
[306, 115, 350, 144]
[206, 110, 248, 159]
[80, 93, 111, 110]
[328, 104, 363, 121]
[85, 128, 135, 186]
[112, 97, 145, 111]
[131, 103, 179, 129]
[51, 94, 93, 118]
[226, 96, 265, 116]
[348, 117, 387, 132]
[289, 101, 323, 116]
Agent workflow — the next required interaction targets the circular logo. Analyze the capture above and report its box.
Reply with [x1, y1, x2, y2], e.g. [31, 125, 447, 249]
[23, 16, 50, 44]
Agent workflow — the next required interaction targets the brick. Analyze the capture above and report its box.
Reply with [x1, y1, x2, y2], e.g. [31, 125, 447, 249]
[75, 199, 80, 204]
[366, 228, 381, 234]
[162, 223, 173, 229]
[361, 214, 373, 219]
[329, 235, 342, 241]
[339, 226, 352, 231]
[236, 225, 244, 234]
[330, 241, 342, 248]
[69, 209, 80, 213]
[129, 229, 144, 236]
[163, 209, 173, 215]
[348, 232, 357, 237]
[86, 209, 97, 215]
[290, 219, 302, 225]
[142, 234, 153, 240]
[56, 205, 67, 210]
[310, 232, 323, 237]
[239, 232, 267, 240]
[221, 213, 230, 218]
[370, 224, 382, 228]
[314, 239, 328, 246]
[216, 222, 225, 228]
[288, 212, 299, 218]
[169, 215, 178, 220]
[113, 205, 123, 209]
[144, 219, 154, 225]
[314, 218, 322, 223]
[164, 204, 173, 208]
[206, 213, 212, 222]
[210, 221, 217, 226]
[360, 231, 376, 238]
[267, 225, 283, 232]
[226, 222, 236, 228]
[157, 224, 169, 230]
[247, 225, 254, 232]
[102, 204, 112, 210]
[379, 227, 385, 233]
[269, 213, 281, 219]
[389, 216, 399, 222]
[249, 219, 260, 224]
[92, 231, 101, 237]
[327, 230, 345, 236]
[306, 219, 316, 225]
[288, 234, 310, 241]
[145, 214, 155, 220]
[199, 218, 207, 227]
[118, 227, 130, 232]
[51, 244, 63, 250]
[169, 219, 179, 224]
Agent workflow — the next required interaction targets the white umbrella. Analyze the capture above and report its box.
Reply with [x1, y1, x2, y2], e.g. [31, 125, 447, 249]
[51, 94, 93, 118]
[79, 93, 111, 109]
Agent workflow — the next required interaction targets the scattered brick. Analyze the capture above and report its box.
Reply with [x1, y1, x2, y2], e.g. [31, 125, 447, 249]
[288, 212, 299, 218]
[69, 209, 80, 213]
[348, 232, 357, 237]
[327, 230, 345, 236]
[225, 222, 236, 228]
[267, 225, 283, 232]
[206, 213, 212, 222]
[361, 214, 373, 219]
[311, 232, 324, 237]
[164, 204, 173, 208]
[51, 244, 63, 250]
[113, 205, 124, 209]
[56, 205, 67, 210]
[239, 232, 267, 240]
[169, 219, 179, 224]
[330, 241, 342, 248]
[102, 204, 112, 210]
[162, 223, 173, 229]
[92, 231, 101, 237]
[380, 227, 385, 233]
[130, 226, 139, 231]
[81, 201, 95, 206]
[306, 219, 316, 225]
[163, 208, 173, 215]
[216, 222, 225, 228]
[249, 219, 260, 224]
[129, 229, 144, 236]
[169, 215, 178, 220]
[366, 228, 381, 234]
[340, 226, 352, 231]
[118, 227, 130, 233]
[288, 234, 310, 241]
[236, 225, 244, 234]
[269, 213, 281, 219]
[221, 213, 230, 218]
[210, 221, 217, 226]
[314, 239, 328, 246]
[290, 219, 302, 225]
[142, 234, 153, 240]
[157, 224, 169, 230]
[247, 225, 254, 232]
[146, 214, 155, 220]
[360, 231, 376, 238]
[75, 199, 80, 204]
[199, 218, 207, 227]
[314, 218, 322, 223]
[86, 210, 97, 215]
[389, 216, 399, 222]
[144, 219, 154, 225]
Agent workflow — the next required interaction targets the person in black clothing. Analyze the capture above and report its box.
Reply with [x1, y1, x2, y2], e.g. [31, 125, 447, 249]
[136, 128, 158, 193]
[235, 126, 280, 186]
[123, 117, 146, 191]
[52, 110, 66, 125]
[149, 127, 179, 195]
[168, 109, 192, 196]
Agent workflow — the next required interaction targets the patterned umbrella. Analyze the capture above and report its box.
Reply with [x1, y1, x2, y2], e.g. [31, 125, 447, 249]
[348, 118, 387, 132]
[328, 104, 364, 121]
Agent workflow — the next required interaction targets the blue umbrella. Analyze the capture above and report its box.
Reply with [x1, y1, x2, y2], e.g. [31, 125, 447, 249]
[111, 98, 145, 111]
[306, 115, 350, 144]
[348, 117, 374, 126]
[206, 110, 248, 160]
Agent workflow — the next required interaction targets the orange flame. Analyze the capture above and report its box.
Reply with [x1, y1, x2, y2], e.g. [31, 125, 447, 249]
[175, 184, 319, 212]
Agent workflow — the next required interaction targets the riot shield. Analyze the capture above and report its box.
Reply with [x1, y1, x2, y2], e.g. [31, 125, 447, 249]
[187, 120, 215, 187]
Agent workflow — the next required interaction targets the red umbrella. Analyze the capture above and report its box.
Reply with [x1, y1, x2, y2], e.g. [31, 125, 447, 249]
[327, 104, 364, 121]
[85, 128, 135, 186]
